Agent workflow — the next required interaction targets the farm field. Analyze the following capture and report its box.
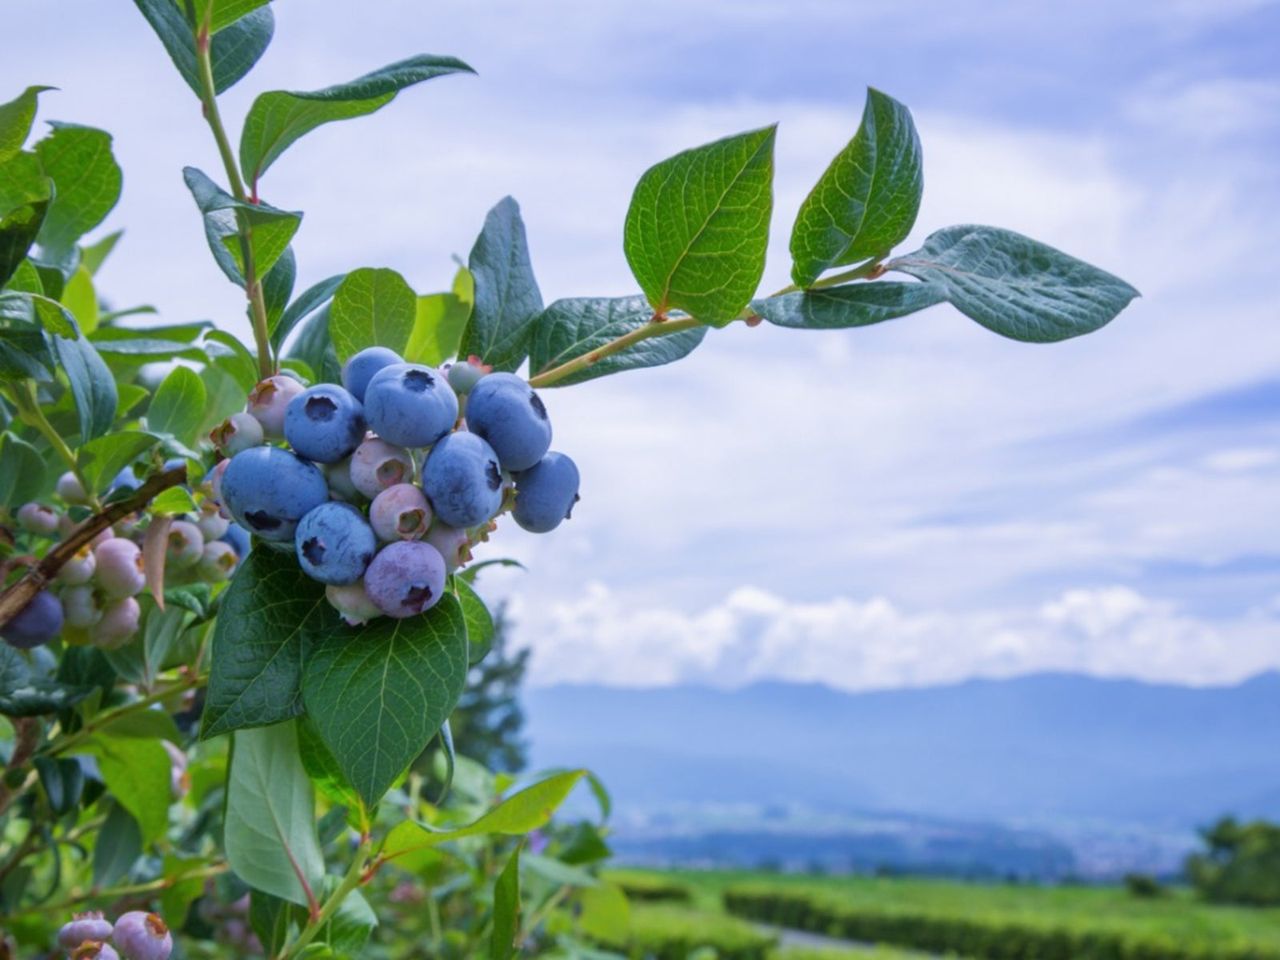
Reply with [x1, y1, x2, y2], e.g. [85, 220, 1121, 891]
[605, 869, 1280, 959]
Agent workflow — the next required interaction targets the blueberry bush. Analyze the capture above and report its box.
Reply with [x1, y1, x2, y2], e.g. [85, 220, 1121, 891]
[0, 4, 1137, 957]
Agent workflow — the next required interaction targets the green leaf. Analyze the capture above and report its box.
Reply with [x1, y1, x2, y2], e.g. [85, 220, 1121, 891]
[225, 720, 325, 907]
[0, 86, 53, 162]
[750, 280, 945, 330]
[790, 88, 923, 288]
[262, 245, 296, 334]
[455, 577, 495, 666]
[0, 433, 46, 507]
[239, 54, 474, 186]
[150, 486, 198, 515]
[84, 734, 171, 842]
[0, 150, 51, 211]
[297, 715, 366, 828]
[182, 166, 301, 287]
[888, 225, 1141, 342]
[206, 328, 259, 392]
[0, 325, 51, 381]
[0, 197, 49, 290]
[148, 364, 206, 444]
[328, 267, 416, 363]
[34, 123, 123, 256]
[160, 854, 209, 927]
[53, 332, 118, 440]
[404, 267, 473, 366]
[6, 290, 76, 337]
[3, 256, 43, 294]
[624, 126, 775, 327]
[287, 304, 341, 384]
[201, 547, 338, 739]
[192, 0, 273, 33]
[314, 881, 377, 953]
[490, 842, 521, 960]
[76, 430, 159, 494]
[578, 883, 631, 941]
[302, 596, 469, 806]
[61, 266, 99, 333]
[381, 770, 585, 860]
[271, 272, 343, 349]
[93, 801, 143, 887]
[458, 197, 544, 371]
[133, 0, 274, 97]
[79, 228, 123, 276]
[250, 891, 299, 957]
[530, 295, 708, 386]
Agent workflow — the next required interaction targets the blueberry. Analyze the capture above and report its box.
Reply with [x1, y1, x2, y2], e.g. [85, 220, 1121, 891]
[326, 580, 383, 626]
[92, 597, 141, 649]
[208, 458, 230, 505]
[166, 520, 205, 569]
[422, 432, 504, 528]
[112, 911, 173, 960]
[295, 502, 377, 585]
[196, 501, 230, 541]
[57, 545, 97, 585]
[1, 590, 63, 649]
[220, 522, 251, 559]
[246, 375, 305, 438]
[61, 585, 103, 629]
[364, 363, 459, 448]
[57, 912, 113, 949]
[17, 502, 59, 537]
[446, 355, 492, 396]
[285, 384, 366, 463]
[424, 523, 472, 573]
[349, 437, 414, 499]
[94, 538, 145, 599]
[325, 456, 364, 502]
[364, 541, 447, 618]
[71, 943, 120, 960]
[370, 484, 432, 542]
[197, 541, 239, 582]
[57, 471, 90, 505]
[513, 452, 580, 533]
[109, 466, 142, 495]
[464, 372, 552, 472]
[209, 411, 264, 456]
[342, 346, 403, 403]
[221, 446, 330, 542]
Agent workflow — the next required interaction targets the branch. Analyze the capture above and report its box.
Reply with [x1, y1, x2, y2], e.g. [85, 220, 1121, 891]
[0, 465, 187, 630]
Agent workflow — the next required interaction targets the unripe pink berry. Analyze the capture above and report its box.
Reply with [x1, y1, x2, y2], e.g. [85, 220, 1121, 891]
[425, 523, 473, 573]
[209, 410, 265, 456]
[91, 597, 141, 649]
[62, 585, 103, 629]
[370, 484, 432, 541]
[246, 375, 305, 437]
[16, 502, 59, 537]
[349, 437, 414, 499]
[57, 910, 113, 948]
[94, 538, 145, 598]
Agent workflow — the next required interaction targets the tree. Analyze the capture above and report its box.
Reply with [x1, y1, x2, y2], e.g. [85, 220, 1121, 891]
[1187, 816, 1280, 906]
[450, 603, 531, 774]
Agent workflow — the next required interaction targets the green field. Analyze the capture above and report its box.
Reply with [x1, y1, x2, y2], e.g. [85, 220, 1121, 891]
[605, 869, 1280, 960]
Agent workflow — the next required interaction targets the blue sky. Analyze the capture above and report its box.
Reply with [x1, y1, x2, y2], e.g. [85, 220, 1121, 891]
[8, 0, 1280, 690]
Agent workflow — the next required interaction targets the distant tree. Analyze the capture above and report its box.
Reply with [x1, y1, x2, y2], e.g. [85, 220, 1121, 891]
[1123, 872, 1165, 898]
[1186, 816, 1280, 906]
[449, 602, 531, 773]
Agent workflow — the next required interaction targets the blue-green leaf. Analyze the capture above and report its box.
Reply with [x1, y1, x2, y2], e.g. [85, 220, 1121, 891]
[458, 197, 544, 371]
[271, 272, 343, 350]
[34, 123, 122, 256]
[751, 280, 945, 329]
[133, 0, 274, 97]
[888, 225, 1140, 342]
[148, 365, 206, 444]
[183, 166, 300, 287]
[53, 331, 117, 440]
[0, 432, 46, 507]
[328, 267, 416, 363]
[490, 842, 521, 960]
[790, 88, 922, 287]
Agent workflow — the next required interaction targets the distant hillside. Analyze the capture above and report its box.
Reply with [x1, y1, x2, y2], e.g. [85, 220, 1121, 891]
[524, 672, 1280, 827]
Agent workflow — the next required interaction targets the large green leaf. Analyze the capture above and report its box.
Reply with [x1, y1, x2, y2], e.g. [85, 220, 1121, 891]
[0, 324, 51, 381]
[201, 548, 338, 739]
[790, 89, 922, 288]
[530, 295, 707, 387]
[182, 166, 301, 287]
[624, 126, 775, 327]
[297, 716, 365, 824]
[133, 0, 274, 97]
[888, 225, 1140, 342]
[224, 720, 325, 907]
[490, 843, 521, 960]
[328, 266, 416, 363]
[0, 86, 52, 163]
[148, 364, 206, 444]
[53, 331, 118, 440]
[270, 272, 343, 349]
[287, 303, 342, 385]
[381, 770, 585, 860]
[34, 123, 122, 255]
[455, 577, 495, 666]
[261, 245, 295, 334]
[83, 734, 171, 842]
[302, 596, 469, 806]
[750, 280, 945, 329]
[0, 644, 91, 716]
[239, 54, 474, 186]
[76, 430, 159, 494]
[0, 151, 52, 289]
[192, 0, 272, 33]
[404, 267, 473, 366]
[458, 197, 543, 371]
[0, 433, 46, 507]
[93, 802, 143, 887]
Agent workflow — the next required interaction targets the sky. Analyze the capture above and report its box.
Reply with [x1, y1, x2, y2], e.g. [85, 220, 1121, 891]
[7, 0, 1280, 692]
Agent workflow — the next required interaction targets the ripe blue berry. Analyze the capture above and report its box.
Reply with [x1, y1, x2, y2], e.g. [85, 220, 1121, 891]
[364, 541, 447, 618]
[221, 446, 329, 542]
[220, 522, 251, 559]
[198, 541, 239, 582]
[1, 590, 63, 649]
[57, 545, 96, 585]
[285, 384, 366, 463]
[364, 363, 459, 448]
[166, 520, 205, 569]
[422, 432, 504, 528]
[295, 502, 377, 585]
[513, 452, 580, 533]
[246, 375, 305, 437]
[112, 911, 172, 960]
[94, 538, 145, 598]
[62, 585, 103, 629]
[342, 346, 403, 402]
[209, 411, 264, 456]
[326, 580, 382, 626]
[370, 484, 432, 541]
[425, 523, 472, 573]
[17, 502, 59, 537]
[464, 372, 552, 472]
[57, 912, 113, 949]
[92, 597, 141, 649]
[349, 437, 414, 499]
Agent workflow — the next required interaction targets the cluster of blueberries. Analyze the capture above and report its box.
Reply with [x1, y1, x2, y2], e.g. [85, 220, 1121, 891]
[56, 909, 172, 960]
[1, 472, 248, 652]
[210, 351, 579, 624]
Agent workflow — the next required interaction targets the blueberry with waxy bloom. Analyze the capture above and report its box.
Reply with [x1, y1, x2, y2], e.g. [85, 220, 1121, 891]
[370, 483, 432, 541]
[364, 362, 459, 448]
[513, 452, 580, 534]
[1, 590, 63, 649]
[220, 446, 329, 542]
[284, 383, 366, 463]
[245, 374, 305, 437]
[294, 502, 377, 585]
[422, 432, 503, 528]
[16, 502, 58, 537]
[364, 540, 447, 618]
[209, 411, 264, 456]
[112, 911, 173, 960]
[91, 597, 141, 649]
[342, 346, 403, 402]
[94, 538, 145, 598]
[57, 911, 113, 949]
[326, 580, 383, 626]
[464, 372, 552, 472]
